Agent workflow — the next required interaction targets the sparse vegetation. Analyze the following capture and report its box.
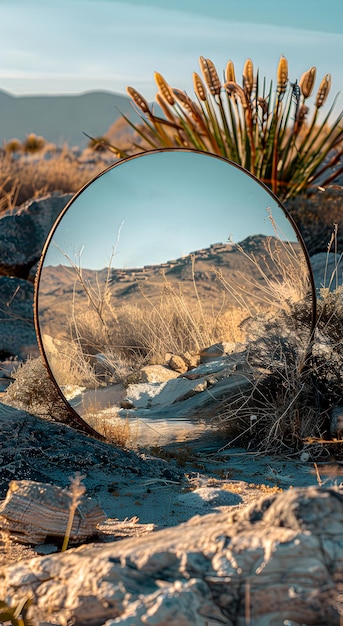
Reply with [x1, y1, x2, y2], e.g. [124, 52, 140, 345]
[22, 133, 46, 154]
[38, 222, 329, 454]
[0, 145, 106, 214]
[48, 252, 249, 387]
[105, 56, 343, 200]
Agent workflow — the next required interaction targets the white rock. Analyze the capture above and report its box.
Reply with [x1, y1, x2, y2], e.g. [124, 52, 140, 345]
[126, 377, 208, 410]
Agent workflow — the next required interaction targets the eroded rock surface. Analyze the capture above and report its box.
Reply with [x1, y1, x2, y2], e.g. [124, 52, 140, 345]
[1, 486, 342, 625]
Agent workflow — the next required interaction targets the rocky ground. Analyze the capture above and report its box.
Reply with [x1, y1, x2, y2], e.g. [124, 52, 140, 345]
[1, 398, 343, 624]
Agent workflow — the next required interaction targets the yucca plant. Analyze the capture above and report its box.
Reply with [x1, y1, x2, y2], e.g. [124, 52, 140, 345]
[105, 56, 343, 201]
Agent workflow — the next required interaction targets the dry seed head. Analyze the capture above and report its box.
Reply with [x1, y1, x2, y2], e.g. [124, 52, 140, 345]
[154, 72, 175, 105]
[277, 55, 288, 95]
[242, 58, 254, 96]
[172, 88, 190, 106]
[68, 472, 86, 507]
[155, 93, 177, 123]
[224, 81, 248, 108]
[193, 71, 207, 101]
[172, 89, 203, 123]
[299, 66, 316, 99]
[126, 86, 150, 114]
[199, 56, 222, 96]
[225, 60, 236, 83]
[315, 73, 331, 108]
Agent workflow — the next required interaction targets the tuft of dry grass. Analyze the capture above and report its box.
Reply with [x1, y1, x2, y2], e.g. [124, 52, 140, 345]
[85, 410, 136, 448]
[61, 472, 86, 552]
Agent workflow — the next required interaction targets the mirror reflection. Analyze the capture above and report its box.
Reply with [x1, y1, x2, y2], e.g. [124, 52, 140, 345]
[35, 150, 314, 449]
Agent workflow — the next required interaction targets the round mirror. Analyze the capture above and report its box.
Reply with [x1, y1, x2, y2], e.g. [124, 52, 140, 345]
[35, 149, 315, 449]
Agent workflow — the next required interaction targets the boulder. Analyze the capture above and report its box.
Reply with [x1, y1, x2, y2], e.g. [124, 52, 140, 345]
[167, 353, 189, 373]
[200, 341, 246, 363]
[0, 192, 72, 279]
[0, 276, 38, 359]
[128, 364, 180, 384]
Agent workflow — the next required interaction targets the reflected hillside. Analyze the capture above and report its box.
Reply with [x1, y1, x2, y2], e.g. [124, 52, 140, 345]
[38, 233, 305, 340]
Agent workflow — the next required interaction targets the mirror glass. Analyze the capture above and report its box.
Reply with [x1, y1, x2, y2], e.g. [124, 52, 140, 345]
[35, 149, 315, 449]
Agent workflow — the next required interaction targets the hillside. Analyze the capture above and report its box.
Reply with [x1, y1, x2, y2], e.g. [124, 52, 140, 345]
[38, 234, 304, 337]
[0, 89, 139, 149]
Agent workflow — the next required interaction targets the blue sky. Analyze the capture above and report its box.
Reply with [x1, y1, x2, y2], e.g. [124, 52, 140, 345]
[44, 150, 297, 269]
[1, 0, 343, 108]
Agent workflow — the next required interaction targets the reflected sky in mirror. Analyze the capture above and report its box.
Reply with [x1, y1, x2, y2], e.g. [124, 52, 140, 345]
[44, 151, 296, 270]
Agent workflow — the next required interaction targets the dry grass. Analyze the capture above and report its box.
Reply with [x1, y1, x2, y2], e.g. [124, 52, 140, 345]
[58, 255, 248, 387]
[215, 223, 310, 318]
[61, 472, 86, 552]
[42, 331, 101, 388]
[85, 410, 137, 448]
[0, 147, 106, 214]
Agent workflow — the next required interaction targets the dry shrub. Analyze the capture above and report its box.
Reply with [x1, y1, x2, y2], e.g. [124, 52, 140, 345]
[42, 333, 100, 388]
[216, 225, 311, 318]
[3, 357, 69, 422]
[216, 285, 343, 453]
[113, 296, 229, 365]
[22, 132, 46, 153]
[312, 285, 343, 409]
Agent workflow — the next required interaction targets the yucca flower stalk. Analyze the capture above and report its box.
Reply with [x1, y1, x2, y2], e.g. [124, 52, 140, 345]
[105, 55, 343, 201]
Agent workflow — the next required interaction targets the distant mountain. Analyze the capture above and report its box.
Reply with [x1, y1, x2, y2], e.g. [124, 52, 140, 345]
[0, 89, 140, 149]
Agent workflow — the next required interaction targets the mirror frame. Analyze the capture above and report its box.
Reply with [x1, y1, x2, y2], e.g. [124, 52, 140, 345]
[34, 148, 317, 440]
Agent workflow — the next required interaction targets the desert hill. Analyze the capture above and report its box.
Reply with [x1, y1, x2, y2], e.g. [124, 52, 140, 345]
[0, 89, 139, 149]
[37, 234, 303, 337]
